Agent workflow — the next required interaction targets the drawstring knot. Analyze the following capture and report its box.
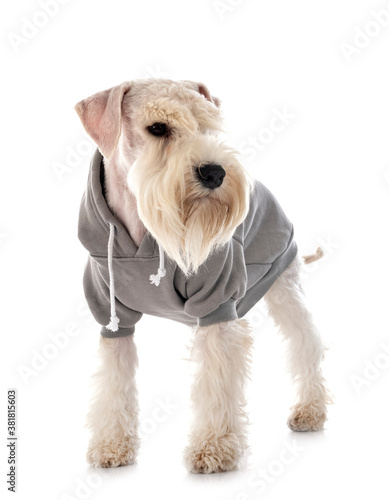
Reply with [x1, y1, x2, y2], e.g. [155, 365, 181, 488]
[107, 315, 120, 332]
[149, 245, 166, 286]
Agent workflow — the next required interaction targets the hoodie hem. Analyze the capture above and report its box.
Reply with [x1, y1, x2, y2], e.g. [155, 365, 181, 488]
[100, 326, 135, 338]
[198, 299, 239, 327]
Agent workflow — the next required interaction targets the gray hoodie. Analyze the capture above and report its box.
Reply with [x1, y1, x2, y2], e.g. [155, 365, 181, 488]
[78, 150, 298, 338]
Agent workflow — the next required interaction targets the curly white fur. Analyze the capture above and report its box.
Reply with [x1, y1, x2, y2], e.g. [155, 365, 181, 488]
[86, 336, 140, 467]
[265, 258, 333, 431]
[184, 319, 253, 473]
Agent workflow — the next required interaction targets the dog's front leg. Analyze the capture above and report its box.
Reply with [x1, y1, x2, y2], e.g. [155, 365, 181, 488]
[265, 257, 332, 431]
[184, 319, 253, 473]
[86, 335, 140, 467]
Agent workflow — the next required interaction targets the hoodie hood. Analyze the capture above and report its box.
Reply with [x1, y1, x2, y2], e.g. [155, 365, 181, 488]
[79, 150, 166, 331]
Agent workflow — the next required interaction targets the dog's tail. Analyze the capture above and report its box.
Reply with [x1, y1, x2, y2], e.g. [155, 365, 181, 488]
[302, 246, 324, 264]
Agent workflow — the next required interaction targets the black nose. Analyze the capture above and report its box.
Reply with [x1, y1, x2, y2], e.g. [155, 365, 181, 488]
[197, 164, 226, 189]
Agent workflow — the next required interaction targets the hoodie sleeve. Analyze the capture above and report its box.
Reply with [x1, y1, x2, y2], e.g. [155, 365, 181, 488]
[83, 257, 143, 338]
[183, 238, 247, 326]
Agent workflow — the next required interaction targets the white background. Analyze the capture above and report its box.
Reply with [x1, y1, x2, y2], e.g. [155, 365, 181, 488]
[1, 0, 389, 498]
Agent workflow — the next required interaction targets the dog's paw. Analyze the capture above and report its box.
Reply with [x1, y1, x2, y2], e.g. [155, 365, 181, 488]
[184, 432, 245, 473]
[87, 433, 139, 468]
[287, 403, 327, 432]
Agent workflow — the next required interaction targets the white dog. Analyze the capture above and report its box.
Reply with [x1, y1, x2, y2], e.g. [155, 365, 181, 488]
[75, 79, 332, 473]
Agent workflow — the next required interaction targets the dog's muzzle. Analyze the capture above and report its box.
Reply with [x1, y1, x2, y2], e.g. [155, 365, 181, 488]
[197, 164, 226, 189]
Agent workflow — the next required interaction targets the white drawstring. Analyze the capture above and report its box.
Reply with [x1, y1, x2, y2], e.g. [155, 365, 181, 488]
[149, 244, 166, 286]
[106, 222, 120, 332]
[106, 222, 165, 330]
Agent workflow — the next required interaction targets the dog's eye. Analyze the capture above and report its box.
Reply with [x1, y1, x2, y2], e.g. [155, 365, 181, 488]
[147, 123, 169, 137]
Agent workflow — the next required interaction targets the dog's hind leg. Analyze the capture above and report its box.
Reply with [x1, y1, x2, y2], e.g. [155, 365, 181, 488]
[184, 319, 253, 473]
[265, 257, 332, 431]
[86, 335, 140, 467]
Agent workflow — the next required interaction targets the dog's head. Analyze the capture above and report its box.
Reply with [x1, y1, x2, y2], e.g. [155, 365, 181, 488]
[76, 79, 251, 275]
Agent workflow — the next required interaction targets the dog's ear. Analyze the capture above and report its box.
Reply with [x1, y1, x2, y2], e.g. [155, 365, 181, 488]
[75, 82, 131, 159]
[198, 83, 221, 108]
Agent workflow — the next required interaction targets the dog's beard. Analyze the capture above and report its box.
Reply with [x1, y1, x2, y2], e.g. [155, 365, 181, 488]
[128, 137, 251, 275]
[181, 172, 249, 273]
